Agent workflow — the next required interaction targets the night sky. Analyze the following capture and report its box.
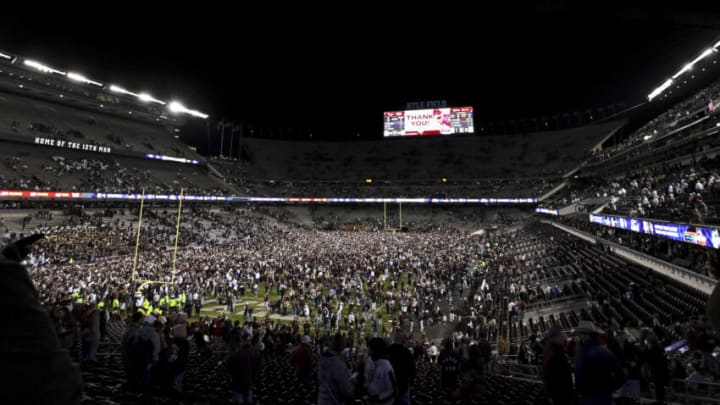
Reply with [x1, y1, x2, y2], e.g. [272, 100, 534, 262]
[1, 4, 719, 150]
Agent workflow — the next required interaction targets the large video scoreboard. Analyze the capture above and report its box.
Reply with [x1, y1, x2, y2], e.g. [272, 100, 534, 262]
[383, 106, 474, 137]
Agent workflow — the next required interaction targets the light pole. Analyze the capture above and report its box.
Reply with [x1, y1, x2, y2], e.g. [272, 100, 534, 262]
[219, 120, 226, 157]
[229, 123, 235, 158]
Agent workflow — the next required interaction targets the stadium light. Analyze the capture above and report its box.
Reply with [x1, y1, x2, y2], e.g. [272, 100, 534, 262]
[672, 64, 693, 79]
[67, 72, 103, 87]
[168, 101, 184, 113]
[0, 52, 12, 60]
[137, 92, 166, 105]
[669, 50, 714, 80]
[189, 110, 209, 119]
[14, 51, 208, 120]
[690, 49, 715, 66]
[23, 59, 65, 75]
[168, 100, 208, 119]
[648, 79, 673, 101]
[109, 84, 138, 97]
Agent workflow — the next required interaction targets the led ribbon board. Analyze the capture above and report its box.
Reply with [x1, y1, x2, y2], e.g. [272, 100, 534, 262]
[589, 213, 720, 249]
[0, 190, 536, 204]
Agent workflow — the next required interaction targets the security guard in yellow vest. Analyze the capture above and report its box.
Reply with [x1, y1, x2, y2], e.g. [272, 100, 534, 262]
[169, 297, 179, 311]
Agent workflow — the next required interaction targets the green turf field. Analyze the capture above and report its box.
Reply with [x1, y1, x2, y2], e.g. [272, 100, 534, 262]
[194, 274, 404, 336]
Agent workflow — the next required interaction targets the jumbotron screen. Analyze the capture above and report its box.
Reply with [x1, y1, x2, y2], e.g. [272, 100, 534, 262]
[383, 107, 474, 137]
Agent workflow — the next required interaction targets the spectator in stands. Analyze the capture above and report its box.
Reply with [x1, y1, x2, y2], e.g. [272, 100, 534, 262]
[642, 334, 669, 404]
[574, 321, 624, 405]
[608, 330, 641, 401]
[167, 325, 190, 393]
[120, 314, 161, 392]
[226, 332, 260, 404]
[317, 333, 354, 405]
[0, 237, 83, 405]
[427, 342, 439, 363]
[53, 306, 78, 350]
[478, 337, 493, 377]
[497, 336, 508, 356]
[294, 335, 314, 385]
[120, 312, 144, 389]
[364, 337, 397, 405]
[139, 315, 162, 365]
[388, 330, 416, 405]
[80, 304, 100, 362]
[518, 342, 529, 364]
[685, 351, 710, 393]
[542, 325, 574, 405]
[438, 338, 461, 393]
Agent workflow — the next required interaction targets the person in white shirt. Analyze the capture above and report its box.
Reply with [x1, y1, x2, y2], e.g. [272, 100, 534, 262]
[427, 343, 439, 363]
[364, 338, 396, 405]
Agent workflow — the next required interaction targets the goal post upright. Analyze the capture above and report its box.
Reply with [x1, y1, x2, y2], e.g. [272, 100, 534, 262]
[130, 188, 146, 284]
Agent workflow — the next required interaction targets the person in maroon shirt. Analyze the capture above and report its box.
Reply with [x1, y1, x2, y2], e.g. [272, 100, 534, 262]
[226, 332, 260, 404]
[294, 335, 314, 385]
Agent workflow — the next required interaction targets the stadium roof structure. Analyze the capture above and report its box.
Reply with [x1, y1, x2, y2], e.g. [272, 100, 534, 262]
[647, 38, 720, 101]
[0, 48, 208, 124]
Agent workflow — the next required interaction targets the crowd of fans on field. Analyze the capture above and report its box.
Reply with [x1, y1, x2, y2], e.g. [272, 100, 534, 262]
[1, 208, 717, 404]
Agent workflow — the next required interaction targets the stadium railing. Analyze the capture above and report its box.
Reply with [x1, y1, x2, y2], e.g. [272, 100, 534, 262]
[494, 357, 541, 381]
[669, 378, 720, 405]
